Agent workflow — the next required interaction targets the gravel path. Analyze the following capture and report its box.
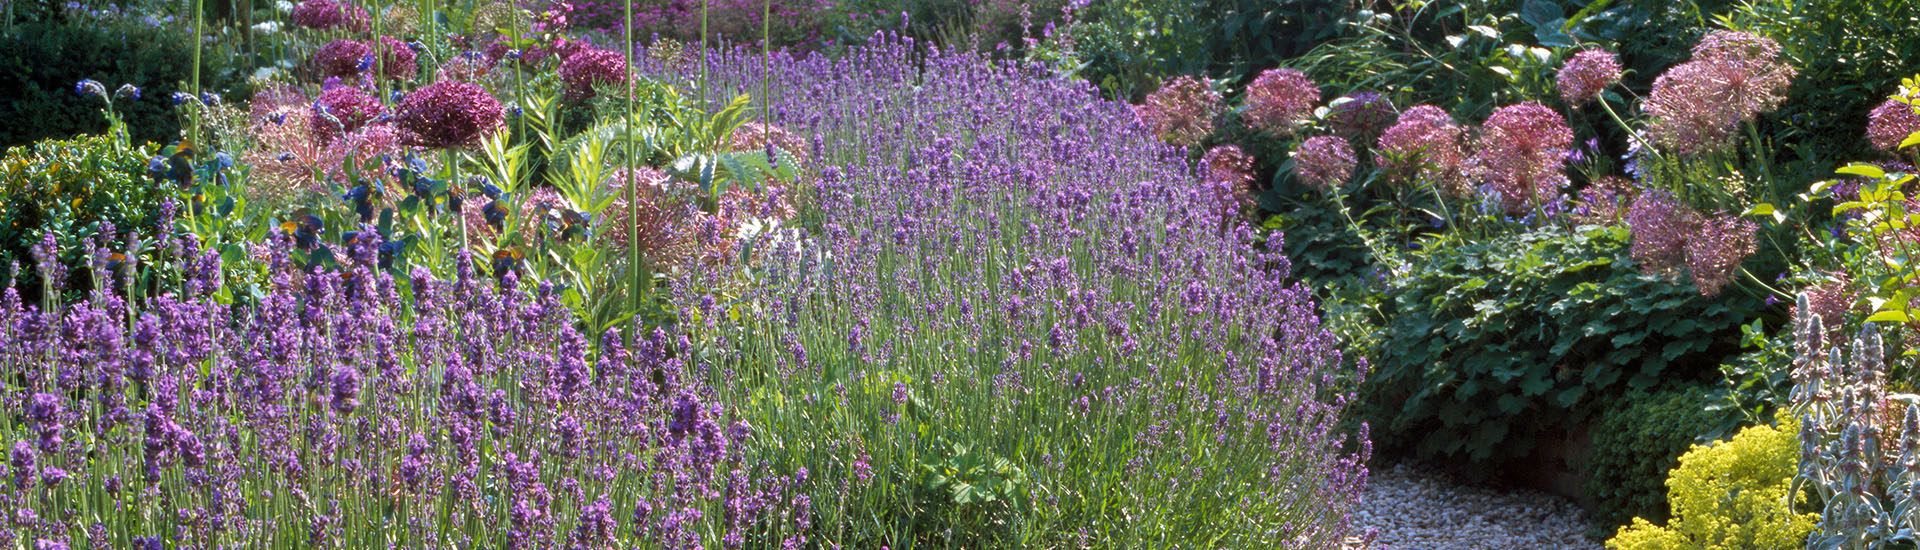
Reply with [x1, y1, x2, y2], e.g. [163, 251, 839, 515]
[1349, 462, 1605, 550]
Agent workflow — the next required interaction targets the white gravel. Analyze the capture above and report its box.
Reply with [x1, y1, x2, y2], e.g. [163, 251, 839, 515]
[1348, 462, 1605, 550]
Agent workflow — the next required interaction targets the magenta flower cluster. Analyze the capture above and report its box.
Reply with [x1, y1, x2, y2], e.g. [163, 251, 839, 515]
[393, 80, 505, 149]
[1557, 49, 1622, 104]
[1243, 68, 1319, 137]
[558, 47, 628, 100]
[289, 0, 369, 32]
[1644, 31, 1796, 155]
[1294, 135, 1356, 189]
[1201, 144, 1257, 216]
[1626, 190, 1757, 296]
[1868, 93, 1920, 154]
[312, 39, 373, 80]
[1135, 75, 1220, 147]
[309, 84, 383, 145]
[1375, 105, 1468, 193]
[1472, 102, 1573, 212]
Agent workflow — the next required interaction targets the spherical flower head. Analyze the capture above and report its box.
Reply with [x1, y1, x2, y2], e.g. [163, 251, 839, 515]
[393, 80, 504, 149]
[1644, 31, 1795, 155]
[1200, 144, 1256, 215]
[1684, 211, 1757, 296]
[1243, 68, 1319, 137]
[1868, 94, 1920, 154]
[1627, 189, 1702, 280]
[1136, 75, 1220, 147]
[1472, 101, 1573, 213]
[290, 0, 370, 32]
[1376, 104, 1467, 192]
[558, 47, 627, 100]
[376, 36, 419, 81]
[1557, 49, 1622, 104]
[728, 122, 810, 168]
[309, 85, 384, 145]
[1293, 135, 1355, 190]
[314, 39, 373, 79]
[600, 167, 699, 263]
[1326, 91, 1395, 141]
[1573, 175, 1636, 224]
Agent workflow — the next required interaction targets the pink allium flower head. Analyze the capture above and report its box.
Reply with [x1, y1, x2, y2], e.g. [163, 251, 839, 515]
[600, 167, 699, 262]
[1557, 49, 1622, 104]
[1573, 175, 1636, 224]
[313, 39, 373, 79]
[1326, 91, 1396, 141]
[1793, 272, 1855, 339]
[728, 122, 809, 166]
[1293, 136, 1355, 190]
[376, 37, 418, 81]
[290, 0, 370, 32]
[1375, 105, 1468, 193]
[1684, 212, 1757, 296]
[393, 80, 505, 149]
[1644, 30, 1795, 155]
[1472, 102, 1573, 212]
[310, 85, 384, 145]
[1868, 94, 1920, 154]
[558, 47, 627, 100]
[437, 52, 496, 83]
[1135, 75, 1220, 147]
[1243, 68, 1319, 137]
[1627, 190, 1701, 279]
[1200, 144, 1257, 216]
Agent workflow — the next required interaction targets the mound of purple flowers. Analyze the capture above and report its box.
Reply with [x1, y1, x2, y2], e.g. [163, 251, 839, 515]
[309, 84, 384, 144]
[393, 80, 505, 149]
[290, 0, 370, 32]
[313, 39, 374, 79]
[559, 47, 627, 99]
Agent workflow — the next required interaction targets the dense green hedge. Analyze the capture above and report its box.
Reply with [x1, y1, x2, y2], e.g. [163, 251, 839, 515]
[0, 20, 239, 148]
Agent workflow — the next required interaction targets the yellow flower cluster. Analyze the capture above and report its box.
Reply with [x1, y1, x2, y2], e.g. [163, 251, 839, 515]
[1607, 415, 1818, 550]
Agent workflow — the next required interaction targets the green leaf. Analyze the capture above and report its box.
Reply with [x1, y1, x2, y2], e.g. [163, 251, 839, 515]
[1867, 310, 1911, 323]
[1838, 163, 1887, 179]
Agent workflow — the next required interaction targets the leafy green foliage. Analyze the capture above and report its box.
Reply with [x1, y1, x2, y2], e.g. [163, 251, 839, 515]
[1588, 385, 1729, 536]
[1368, 225, 1749, 470]
[1727, 0, 1920, 167]
[0, 132, 168, 296]
[0, 19, 240, 148]
[1062, 0, 1349, 100]
[1605, 415, 1817, 550]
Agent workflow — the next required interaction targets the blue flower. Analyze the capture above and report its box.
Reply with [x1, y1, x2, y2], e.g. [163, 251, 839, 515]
[200, 92, 221, 106]
[214, 152, 234, 170]
[172, 92, 194, 105]
[74, 79, 106, 98]
[113, 84, 140, 101]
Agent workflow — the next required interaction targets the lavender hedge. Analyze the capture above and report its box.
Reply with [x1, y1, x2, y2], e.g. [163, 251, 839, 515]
[657, 38, 1369, 547]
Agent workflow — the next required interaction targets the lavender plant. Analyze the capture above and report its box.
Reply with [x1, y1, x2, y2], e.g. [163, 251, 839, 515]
[657, 37, 1370, 547]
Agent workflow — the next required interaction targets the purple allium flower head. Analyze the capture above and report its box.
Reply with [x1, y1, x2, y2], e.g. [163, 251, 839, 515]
[1243, 68, 1318, 137]
[375, 36, 419, 81]
[1375, 104, 1468, 193]
[1644, 30, 1795, 155]
[1326, 91, 1395, 141]
[559, 47, 627, 100]
[1626, 189, 1700, 276]
[1294, 136, 1355, 189]
[1200, 144, 1257, 216]
[393, 80, 505, 149]
[1471, 102, 1573, 213]
[1684, 211, 1757, 296]
[1557, 49, 1622, 104]
[1135, 75, 1219, 147]
[309, 85, 384, 145]
[314, 39, 374, 79]
[290, 0, 370, 31]
[1868, 93, 1920, 154]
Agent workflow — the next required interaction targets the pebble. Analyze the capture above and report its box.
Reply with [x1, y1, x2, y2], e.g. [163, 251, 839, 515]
[1346, 462, 1605, 550]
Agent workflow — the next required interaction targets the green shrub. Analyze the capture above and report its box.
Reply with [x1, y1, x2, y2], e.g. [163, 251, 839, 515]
[0, 132, 169, 295]
[0, 19, 240, 148]
[1061, 0, 1349, 101]
[1605, 415, 1818, 550]
[1587, 385, 1727, 535]
[1367, 225, 1750, 472]
[1728, 0, 1920, 168]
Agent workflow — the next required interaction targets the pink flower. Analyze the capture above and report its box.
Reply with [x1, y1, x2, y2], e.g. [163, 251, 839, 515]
[309, 85, 383, 145]
[1200, 144, 1256, 216]
[313, 39, 373, 79]
[1375, 105, 1467, 194]
[290, 0, 369, 32]
[1472, 102, 1572, 212]
[1626, 190, 1756, 296]
[1135, 76, 1220, 147]
[1644, 31, 1795, 155]
[558, 47, 627, 100]
[599, 168, 700, 262]
[393, 81, 505, 149]
[1557, 50, 1622, 104]
[1684, 212, 1757, 296]
[1293, 136, 1354, 190]
[1243, 68, 1318, 137]
[375, 37, 418, 81]
[1868, 94, 1920, 154]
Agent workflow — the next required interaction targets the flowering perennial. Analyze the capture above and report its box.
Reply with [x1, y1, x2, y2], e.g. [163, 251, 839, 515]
[1472, 102, 1573, 212]
[1644, 31, 1796, 155]
[1375, 104, 1467, 193]
[1295, 135, 1356, 190]
[1243, 68, 1319, 137]
[1868, 94, 1920, 154]
[1557, 49, 1622, 105]
[558, 47, 627, 100]
[393, 80, 505, 149]
[1135, 75, 1219, 147]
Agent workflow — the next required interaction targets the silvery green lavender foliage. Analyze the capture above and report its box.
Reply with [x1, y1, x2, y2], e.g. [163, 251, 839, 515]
[0, 227, 807, 548]
[1791, 295, 1920, 550]
[651, 38, 1370, 547]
